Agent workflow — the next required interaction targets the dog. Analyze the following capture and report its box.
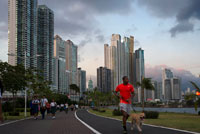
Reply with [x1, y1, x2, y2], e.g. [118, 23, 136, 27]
[130, 112, 145, 133]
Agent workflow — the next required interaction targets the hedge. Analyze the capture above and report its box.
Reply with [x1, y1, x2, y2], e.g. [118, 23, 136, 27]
[144, 111, 159, 119]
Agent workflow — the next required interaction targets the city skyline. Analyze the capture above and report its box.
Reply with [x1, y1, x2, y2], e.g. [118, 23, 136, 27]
[0, 0, 200, 84]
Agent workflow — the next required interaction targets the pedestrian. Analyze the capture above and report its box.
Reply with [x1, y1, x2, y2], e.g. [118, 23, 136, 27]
[40, 95, 48, 119]
[75, 104, 78, 110]
[115, 76, 134, 134]
[70, 104, 74, 111]
[65, 103, 68, 114]
[50, 99, 57, 119]
[57, 104, 60, 111]
[60, 104, 64, 112]
[46, 102, 51, 115]
[32, 96, 40, 120]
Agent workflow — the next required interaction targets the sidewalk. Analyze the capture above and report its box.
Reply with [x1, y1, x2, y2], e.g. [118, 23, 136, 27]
[0, 110, 94, 134]
[76, 109, 195, 134]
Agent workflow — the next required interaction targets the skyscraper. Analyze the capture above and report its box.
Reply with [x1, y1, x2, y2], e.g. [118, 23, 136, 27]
[53, 35, 67, 93]
[97, 67, 111, 93]
[162, 68, 181, 101]
[135, 48, 145, 83]
[104, 44, 111, 69]
[135, 48, 145, 102]
[104, 34, 135, 91]
[77, 68, 86, 97]
[65, 40, 78, 85]
[8, 0, 38, 69]
[171, 78, 181, 100]
[162, 68, 173, 100]
[37, 5, 54, 82]
[88, 78, 94, 92]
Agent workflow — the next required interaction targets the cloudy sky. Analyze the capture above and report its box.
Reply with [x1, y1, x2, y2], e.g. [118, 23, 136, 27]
[0, 0, 200, 86]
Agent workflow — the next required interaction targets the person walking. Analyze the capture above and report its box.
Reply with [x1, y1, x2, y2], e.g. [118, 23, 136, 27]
[50, 99, 57, 119]
[65, 103, 68, 114]
[60, 104, 64, 112]
[115, 76, 134, 134]
[46, 102, 50, 115]
[32, 96, 40, 120]
[40, 95, 48, 119]
[70, 104, 74, 111]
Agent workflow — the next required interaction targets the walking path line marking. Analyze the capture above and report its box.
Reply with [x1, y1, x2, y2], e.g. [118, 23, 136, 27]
[87, 110, 200, 134]
[75, 110, 101, 134]
[0, 117, 33, 127]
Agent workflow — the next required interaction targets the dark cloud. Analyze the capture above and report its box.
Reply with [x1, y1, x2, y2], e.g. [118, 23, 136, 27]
[78, 38, 92, 50]
[0, 0, 8, 40]
[39, 0, 134, 36]
[0, 0, 8, 21]
[138, 0, 200, 37]
[169, 21, 194, 37]
[145, 65, 200, 92]
[95, 34, 105, 43]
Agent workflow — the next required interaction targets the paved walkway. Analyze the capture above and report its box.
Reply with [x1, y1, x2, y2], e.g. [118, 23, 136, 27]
[76, 110, 197, 134]
[0, 110, 93, 134]
[0, 109, 198, 134]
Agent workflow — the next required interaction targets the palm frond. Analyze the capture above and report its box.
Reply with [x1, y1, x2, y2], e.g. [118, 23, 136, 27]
[190, 81, 200, 91]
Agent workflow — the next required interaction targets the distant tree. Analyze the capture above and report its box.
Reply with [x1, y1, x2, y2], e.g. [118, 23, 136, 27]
[137, 78, 154, 111]
[190, 81, 200, 111]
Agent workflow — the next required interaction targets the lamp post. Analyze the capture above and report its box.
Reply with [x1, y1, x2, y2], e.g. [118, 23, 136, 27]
[8, 52, 41, 117]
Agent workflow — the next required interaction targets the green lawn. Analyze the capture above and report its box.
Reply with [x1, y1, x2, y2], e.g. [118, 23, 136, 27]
[89, 109, 200, 133]
[3, 112, 31, 120]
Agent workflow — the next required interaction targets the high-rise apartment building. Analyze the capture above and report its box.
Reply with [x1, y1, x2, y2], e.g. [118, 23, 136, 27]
[88, 78, 94, 92]
[65, 40, 78, 85]
[97, 67, 111, 93]
[37, 5, 54, 82]
[162, 68, 181, 101]
[77, 68, 86, 97]
[53, 35, 68, 93]
[8, 0, 38, 69]
[104, 34, 135, 90]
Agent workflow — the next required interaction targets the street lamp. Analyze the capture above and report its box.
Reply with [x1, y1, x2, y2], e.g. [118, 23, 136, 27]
[7, 52, 41, 117]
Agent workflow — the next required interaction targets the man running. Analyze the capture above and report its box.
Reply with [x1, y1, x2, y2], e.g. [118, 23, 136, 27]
[115, 76, 134, 134]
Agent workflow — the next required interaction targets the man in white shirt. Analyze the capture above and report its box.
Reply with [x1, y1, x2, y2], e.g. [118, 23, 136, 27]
[40, 95, 48, 119]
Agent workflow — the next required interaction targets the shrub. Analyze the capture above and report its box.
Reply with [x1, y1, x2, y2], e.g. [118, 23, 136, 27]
[144, 111, 159, 119]
[198, 111, 200, 116]
[98, 109, 106, 113]
[92, 107, 99, 111]
[112, 109, 122, 116]
[2, 101, 14, 112]
[16, 98, 25, 108]
[15, 108, 31, 113]
[16, 108, 24, 112]
[8, 112, 20, 116]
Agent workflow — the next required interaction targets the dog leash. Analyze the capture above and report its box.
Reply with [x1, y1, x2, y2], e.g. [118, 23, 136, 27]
[131, 104, 137, 113]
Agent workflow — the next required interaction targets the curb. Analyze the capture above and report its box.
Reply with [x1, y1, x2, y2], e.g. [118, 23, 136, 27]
[87, 110, 200, 134]
[0, 117, 33, 127]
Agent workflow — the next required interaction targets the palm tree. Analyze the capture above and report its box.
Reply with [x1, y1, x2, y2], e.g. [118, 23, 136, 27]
[137, 78, 154, 111]
[190, 81, 200, 111]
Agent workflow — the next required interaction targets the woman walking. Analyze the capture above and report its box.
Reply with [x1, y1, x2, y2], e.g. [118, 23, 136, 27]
[50, 99, 57, 119]
[32, 96, 40, 120]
